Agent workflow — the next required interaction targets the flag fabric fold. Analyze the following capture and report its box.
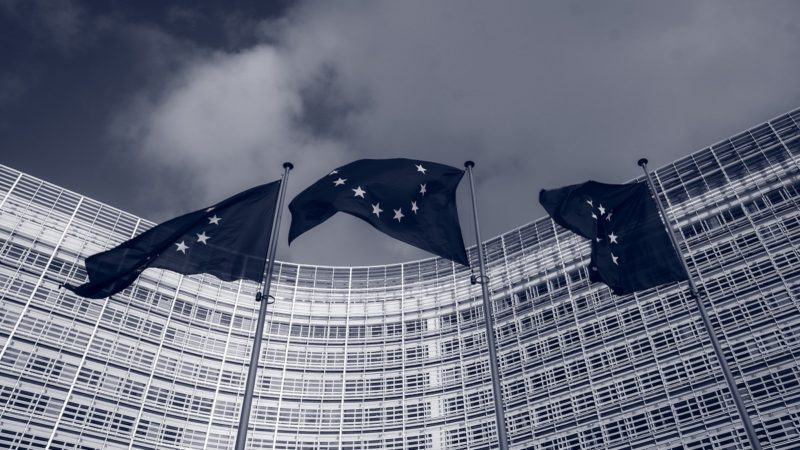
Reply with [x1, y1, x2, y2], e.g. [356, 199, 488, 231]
[288, 158, 469, 266]
[66, 181, 281, 299]
[540, 181, 687, 295]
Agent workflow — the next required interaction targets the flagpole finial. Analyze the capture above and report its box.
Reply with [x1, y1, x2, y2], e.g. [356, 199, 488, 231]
[464, 160, 475, 169]
[637, 158, 649, 167]
[283, 162, 294, 170]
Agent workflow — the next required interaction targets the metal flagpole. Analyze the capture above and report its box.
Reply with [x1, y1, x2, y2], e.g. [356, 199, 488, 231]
[235, 162, 293, 450]
[464, 161, 509, 450]
[638, 158, 762, 450]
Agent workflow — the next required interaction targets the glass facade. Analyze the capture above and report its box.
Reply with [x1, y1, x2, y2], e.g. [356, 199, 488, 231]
[2, 108, 800, 449]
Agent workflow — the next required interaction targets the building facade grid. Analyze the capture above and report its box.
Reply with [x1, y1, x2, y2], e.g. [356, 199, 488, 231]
[0, 108, 800, 448]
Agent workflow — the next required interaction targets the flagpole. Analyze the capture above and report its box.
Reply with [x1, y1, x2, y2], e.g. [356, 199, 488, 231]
[464, 161, 509, 450]
[638, 158, 762, 450]
[235, 162, 293, 450]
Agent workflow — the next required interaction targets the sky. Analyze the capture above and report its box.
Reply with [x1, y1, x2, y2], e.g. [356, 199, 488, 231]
[2, 0, 800, 266]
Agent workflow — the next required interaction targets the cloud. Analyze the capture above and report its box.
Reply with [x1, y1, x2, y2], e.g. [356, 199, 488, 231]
[115, 0, 800, 265]
[116, 44, 352, 200]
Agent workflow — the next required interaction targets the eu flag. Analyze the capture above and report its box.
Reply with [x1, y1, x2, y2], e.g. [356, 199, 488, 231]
[66, 181, 281, 299]
[288, 159, 469, 266]
[539, 181, 687, 295]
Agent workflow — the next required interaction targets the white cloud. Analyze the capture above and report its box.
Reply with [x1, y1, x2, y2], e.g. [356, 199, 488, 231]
[117, 44, 351, 203]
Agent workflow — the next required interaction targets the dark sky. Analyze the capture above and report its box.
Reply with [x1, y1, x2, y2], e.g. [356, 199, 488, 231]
[3, 0, 800, 266]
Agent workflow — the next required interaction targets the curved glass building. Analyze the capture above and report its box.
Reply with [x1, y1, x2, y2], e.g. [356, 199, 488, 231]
[2, 108, 800, 449]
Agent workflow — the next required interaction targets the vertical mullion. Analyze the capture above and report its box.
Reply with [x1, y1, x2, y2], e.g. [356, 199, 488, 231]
[399, 264, 407, 447]
[451, 262, 470, 449]
[336, 268, 352, 449]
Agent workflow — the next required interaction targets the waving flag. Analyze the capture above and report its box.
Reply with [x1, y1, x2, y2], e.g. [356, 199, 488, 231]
[66, 181, 281, 299]
[289, 159, 469, 266]
[540, 181, 687, 295]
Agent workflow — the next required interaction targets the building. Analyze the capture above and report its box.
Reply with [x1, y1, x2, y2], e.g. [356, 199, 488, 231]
[1, 108, 800, 449]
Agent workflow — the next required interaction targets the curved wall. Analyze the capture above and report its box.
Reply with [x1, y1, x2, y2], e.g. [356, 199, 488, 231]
[2, 108, 800, 449]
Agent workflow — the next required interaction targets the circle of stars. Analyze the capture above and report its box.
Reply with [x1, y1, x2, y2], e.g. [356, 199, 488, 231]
[587, 197, 620, 266]
[329, 162, 431, 226]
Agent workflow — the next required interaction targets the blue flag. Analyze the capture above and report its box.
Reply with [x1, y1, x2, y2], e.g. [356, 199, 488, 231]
[288, 158, 469, 266]
[540, 181, 687, 295]
[66, 181, 281, 299]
